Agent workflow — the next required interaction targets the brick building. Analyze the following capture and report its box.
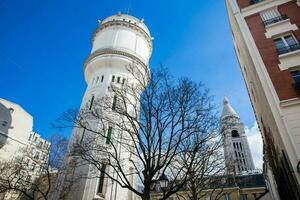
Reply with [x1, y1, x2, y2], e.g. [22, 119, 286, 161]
[225, 0, 300, 199]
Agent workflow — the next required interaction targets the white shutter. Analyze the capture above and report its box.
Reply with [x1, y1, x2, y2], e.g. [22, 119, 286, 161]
[260, 8, 280, 21]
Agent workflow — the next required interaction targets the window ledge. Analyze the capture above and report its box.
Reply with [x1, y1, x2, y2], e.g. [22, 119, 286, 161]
[278, 49, 300, 70]
[280, 98, 300, 107]
[265, 19, 298, 38]
[265, 18, 289, 29]
[93, 194, 105, 200]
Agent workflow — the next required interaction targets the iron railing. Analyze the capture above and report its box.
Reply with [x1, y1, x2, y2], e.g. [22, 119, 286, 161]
[263, 15, 288, 26]
[277, 43, 300, 55]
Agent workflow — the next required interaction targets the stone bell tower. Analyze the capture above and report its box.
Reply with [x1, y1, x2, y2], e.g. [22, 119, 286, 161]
[55, 12, 153, 200]
[221, 97, 255, 174]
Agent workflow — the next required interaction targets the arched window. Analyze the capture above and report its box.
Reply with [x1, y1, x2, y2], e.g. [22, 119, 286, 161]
[231, 130, 239, 137]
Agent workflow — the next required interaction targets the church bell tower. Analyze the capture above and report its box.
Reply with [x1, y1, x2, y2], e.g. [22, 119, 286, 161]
[221, 97, 255, 174]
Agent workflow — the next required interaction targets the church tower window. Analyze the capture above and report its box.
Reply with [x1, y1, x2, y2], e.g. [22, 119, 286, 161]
[231, 130, 239, 137]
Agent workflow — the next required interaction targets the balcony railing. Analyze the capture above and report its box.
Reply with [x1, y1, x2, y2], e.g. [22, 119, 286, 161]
[250, 0, 264, 5]
[277, 43, 300, 55]
[263, 15, 288, 26]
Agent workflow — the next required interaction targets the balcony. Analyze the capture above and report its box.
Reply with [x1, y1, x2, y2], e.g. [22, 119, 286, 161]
[250, 0, 264, 5]
[277, 44, 300, 55]
[263, 15, 288, 27]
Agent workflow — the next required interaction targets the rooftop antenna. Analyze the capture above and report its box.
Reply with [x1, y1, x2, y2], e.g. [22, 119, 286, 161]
[126, 0, 132, 14]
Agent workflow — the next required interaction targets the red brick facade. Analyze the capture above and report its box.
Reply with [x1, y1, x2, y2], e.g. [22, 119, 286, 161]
[240, 1, 300, 100]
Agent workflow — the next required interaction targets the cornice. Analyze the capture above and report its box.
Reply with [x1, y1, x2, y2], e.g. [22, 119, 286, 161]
[92, 20, 153, 54]
[84, 48, 148, 71]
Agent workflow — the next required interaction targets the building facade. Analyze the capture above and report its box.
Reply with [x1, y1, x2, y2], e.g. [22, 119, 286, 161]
[55, 13, 152, 200]
[0, 98, 50, 164]
[221, 97, 255, 174]
[0, 98, 50, 199]
[225, 0, 300, 199]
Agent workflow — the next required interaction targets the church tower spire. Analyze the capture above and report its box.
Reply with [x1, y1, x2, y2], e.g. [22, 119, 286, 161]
[221, 97, 255, 174]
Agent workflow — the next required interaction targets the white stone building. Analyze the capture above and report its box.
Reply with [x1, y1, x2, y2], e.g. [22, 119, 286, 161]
[0, 98, 50, 177]
[221, 97, 255, 174]
[55, 13, 152, 200]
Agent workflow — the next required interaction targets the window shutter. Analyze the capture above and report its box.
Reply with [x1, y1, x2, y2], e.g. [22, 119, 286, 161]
[260, 8, 280, 21]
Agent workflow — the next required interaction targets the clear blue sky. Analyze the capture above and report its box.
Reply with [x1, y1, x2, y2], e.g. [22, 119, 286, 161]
[0, 0, 256, 139]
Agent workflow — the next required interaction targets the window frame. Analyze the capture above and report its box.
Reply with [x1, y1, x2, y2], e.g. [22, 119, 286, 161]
[274, 33, 298, 49]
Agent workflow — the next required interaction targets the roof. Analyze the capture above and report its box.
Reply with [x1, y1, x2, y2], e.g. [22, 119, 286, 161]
[101, 12, 151, 36]
[221, 97, 239, 119]
[151, 173, 266, 194]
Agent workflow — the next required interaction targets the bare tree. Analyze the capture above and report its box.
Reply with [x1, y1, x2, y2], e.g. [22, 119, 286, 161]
[55, 65, 220, 200]
[0, 133, 69, 200]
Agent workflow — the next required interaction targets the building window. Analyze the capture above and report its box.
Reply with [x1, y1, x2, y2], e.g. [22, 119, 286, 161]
[34, 152, 40, 160]
[106, 126, 113, 144]
[112, 75, 115, 82]
[26, 175, 31, 181]
[231, 130, 239, 137]
[96, 76, 99, 83]
[112, 95, 117, 111]
[101, 75, 104, 82]
[240, 194, 248, 200]
[250, 0, 263, 5]
[89, 96, 95, 110]
[31, 163, 36, 171]
[117, 76, 121, 83]
[239, 143, 243, 150]
[261, 8, 287, 26]
[274, 34, 300, 55]
[291, 70, 300, 89]
[97, 164, 106, 194]
[122, 78, 126, 85]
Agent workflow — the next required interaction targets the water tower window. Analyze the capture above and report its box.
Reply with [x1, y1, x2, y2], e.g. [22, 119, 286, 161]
[231, 130, 240, 137]
[97, 164, 106, 194]
[106, 126, 113, 144]
[112, 95, 117, 110]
